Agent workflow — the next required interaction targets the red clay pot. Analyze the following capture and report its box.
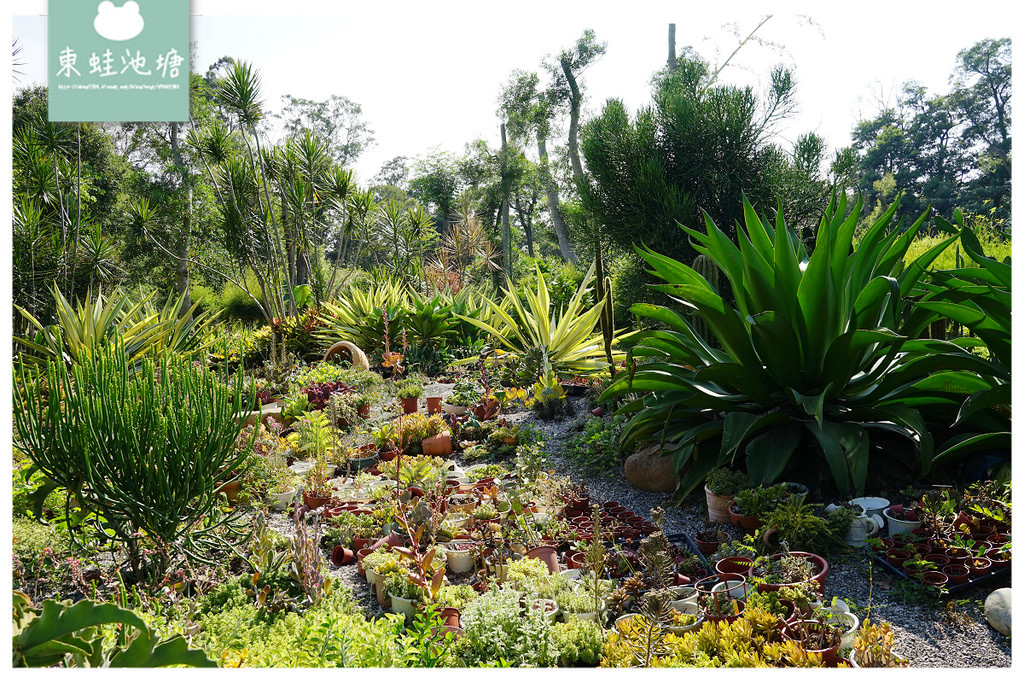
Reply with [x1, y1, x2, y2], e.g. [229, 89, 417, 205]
[715, 556, 752, 576]
[302, 491, 331, 510]
[426, 396, 443, 414]
[331, 545, 355, 566]
[526, 545, 560, 574]
[356, 547, 371, 576]
[400, 397, 419, 414]
[968, 556, 992, 577]
[943, 564, 970, 584]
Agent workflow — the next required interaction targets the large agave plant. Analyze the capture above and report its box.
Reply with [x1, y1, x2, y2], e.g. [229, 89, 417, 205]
[604, 196, 1001, 496]
[456, 263, 624, 378]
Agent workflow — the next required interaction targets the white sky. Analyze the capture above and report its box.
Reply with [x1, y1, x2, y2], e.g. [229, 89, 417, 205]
[9, 0, 1017, 185]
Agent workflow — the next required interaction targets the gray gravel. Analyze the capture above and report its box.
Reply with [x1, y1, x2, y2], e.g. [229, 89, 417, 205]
[276, 385, 1011, 668]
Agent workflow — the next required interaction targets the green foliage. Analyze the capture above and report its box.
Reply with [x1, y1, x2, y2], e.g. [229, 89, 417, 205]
[13, 343, 252, 576]
[551, 619, 605, 667]
[12, 591, 215, 668]
[562, 416, 625, 472]
[704, 467, 752, 496]
[758, 498, 842, 556]
[454, 587, 560, 667]
[604, 196, 995, 497]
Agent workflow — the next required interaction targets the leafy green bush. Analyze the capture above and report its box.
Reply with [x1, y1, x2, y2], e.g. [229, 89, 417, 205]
[704, 467, 751, 496]
[13, 343, 253, 578]
[562, 416, 625, 472]
[604, 197, 993, 497]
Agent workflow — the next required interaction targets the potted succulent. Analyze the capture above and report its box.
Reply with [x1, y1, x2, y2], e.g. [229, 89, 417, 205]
[444, 379, 482, 415]
[748, 549, 828, 594]
[556, 590, 604, 623]
[884, 504, 922, 536]
[396, 378, 423, 414]
[704, 467, 751, 524]
[847, 618, 909, 668]
[490, 423, 520, 446]
[782, 617, 843, 664]
[695, 528, 732, 555]
[384, 573, 424, 621]
[444, 541, 477, 574]
[730, 484, 786, 530]
[301, 457, 334, 509]
[700, 592, 744, 623]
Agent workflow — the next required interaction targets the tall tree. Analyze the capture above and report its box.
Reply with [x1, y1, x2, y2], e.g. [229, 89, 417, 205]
[276, 93, 376, 166]
[499, 70, 578, 263]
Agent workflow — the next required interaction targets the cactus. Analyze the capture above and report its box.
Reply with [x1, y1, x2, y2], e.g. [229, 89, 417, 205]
[691, 255, 719, 346]
[594, 246, 617, 379]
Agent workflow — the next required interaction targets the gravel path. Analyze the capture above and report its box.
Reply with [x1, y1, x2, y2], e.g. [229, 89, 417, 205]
[285, 386, 1011, 668]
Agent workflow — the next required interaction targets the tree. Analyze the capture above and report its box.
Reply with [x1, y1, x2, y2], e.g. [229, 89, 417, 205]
[276, 93, 375, 166]
[408, 150, 463, 235]
[499, 70, 578, 264]
[580, 45, 792, 267]
[548, 28, 607, 189]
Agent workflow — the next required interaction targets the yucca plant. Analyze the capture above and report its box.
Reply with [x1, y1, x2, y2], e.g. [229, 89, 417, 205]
[456, 263, 625, 378]
[604, 196, 999, 497]
[13, 342, 253, 579]
[14, 284, 216, 368]
[316, 279, 408, 354]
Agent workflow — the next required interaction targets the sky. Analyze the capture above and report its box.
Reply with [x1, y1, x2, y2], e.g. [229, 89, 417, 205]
[9, 0, 1017, 185]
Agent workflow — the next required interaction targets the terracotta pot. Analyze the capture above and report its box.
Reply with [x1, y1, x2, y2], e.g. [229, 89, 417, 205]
[705, 486, 735, 524]
[356, 547, 371, 576]
[750, 551, 829, 594]
[945, 547, 971, 565]
[920, 570, 948, 589]
[527, 545, 561, 574]
[728, 503, 762, 530]
[331, 545, 355, 566]
[696, 530, 731, 556]
[942, 564, 970, 584]
[968, 556, 992, 577]
[216, 480, 242, 505]
[702, 597, 745, 624]
[426, 396, 443, 414]
[353, 537, 372, 551]
[782, 620, 842, 665]
[422, 432, 453, 456]
[302, 490, 331, 510]
[569, 551, 587, 569]
[373, 573, 392, 608]
[886, 549, 911, 567]
[715, 556, 752, 576]
[440, 607, 461, 629]
[378, 448, 399, 462]
[400, 397, 419, 414]
[358, 404, 371, 419]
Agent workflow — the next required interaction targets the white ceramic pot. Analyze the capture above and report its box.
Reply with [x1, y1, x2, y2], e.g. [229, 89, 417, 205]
[849, 497, 889, 519]
[562, 598, 605, 623]
[844, 507, 884, 548]
[530, 598, 559, 623]
[712, 577, 753, 601]
[668, 586, 700, 611]
[666, 602, 705, 635]
[365, 566, 377, 586]
[445, 543, 476, 574]
[389, 593, 418, 621]
[826, 610, 860, 651]
[270, 487, 296, 511]
[883, 507, 922, 536]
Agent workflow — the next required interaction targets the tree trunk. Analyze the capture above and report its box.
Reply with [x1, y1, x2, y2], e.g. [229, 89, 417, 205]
[668, 24, 677, 71]
[537, 136, 577, 264]
[513, 194, 534, 257]
[560, 56, 586, 189]
[500, 123, 512, 277]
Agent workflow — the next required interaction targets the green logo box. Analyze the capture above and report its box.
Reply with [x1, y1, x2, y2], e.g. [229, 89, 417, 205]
[48, 0, 189, 122]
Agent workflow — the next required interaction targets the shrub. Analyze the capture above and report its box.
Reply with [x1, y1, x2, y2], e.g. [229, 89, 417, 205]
[705, 467, 752, 496]
[13, 343, 252, 579]
[562, 416, 625, 472]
